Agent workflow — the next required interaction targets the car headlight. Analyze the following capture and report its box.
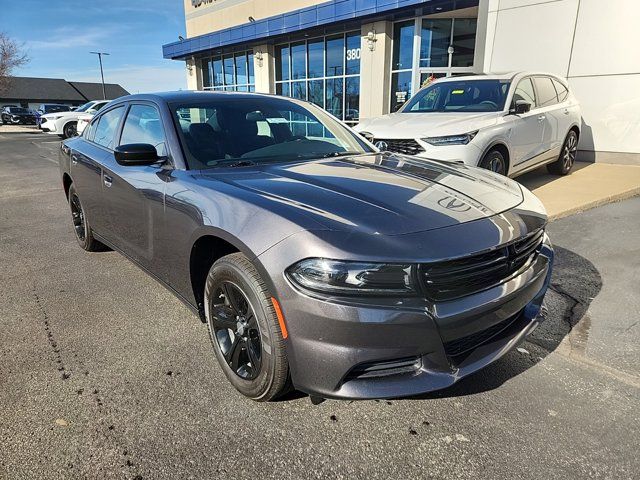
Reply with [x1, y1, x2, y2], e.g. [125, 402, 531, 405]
[50, 115, 63, 120]
[287, 258, 416, 296]
[422, 131, 478, 146]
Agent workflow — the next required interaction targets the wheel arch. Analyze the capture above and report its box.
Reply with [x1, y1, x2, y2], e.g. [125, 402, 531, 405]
[62, 173, 73, 199]
[481, 141, 511, 174]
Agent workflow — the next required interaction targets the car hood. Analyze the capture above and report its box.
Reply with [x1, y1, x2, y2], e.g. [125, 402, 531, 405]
[201, 153, 524, 235]
[355, 112, 500, 139]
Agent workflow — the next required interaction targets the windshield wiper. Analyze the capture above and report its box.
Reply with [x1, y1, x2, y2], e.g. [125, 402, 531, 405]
[319, 151, 363, 158]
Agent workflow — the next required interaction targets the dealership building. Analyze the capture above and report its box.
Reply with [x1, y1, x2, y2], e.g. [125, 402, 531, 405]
[163, 0, 639, 163]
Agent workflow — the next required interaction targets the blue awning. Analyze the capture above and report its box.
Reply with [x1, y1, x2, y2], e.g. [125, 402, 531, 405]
[163, 0, 477, 60]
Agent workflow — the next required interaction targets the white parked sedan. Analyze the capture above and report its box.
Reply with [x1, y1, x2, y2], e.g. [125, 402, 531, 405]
[39, 100, 111, 139]
[355, 72, 582, 177]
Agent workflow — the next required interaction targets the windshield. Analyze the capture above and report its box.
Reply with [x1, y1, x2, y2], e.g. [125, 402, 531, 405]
[9, 107, 29, 113]
[75, 102, 94, 112]
[402, 79, 511, 113]
[172, 96, 373, 169]
[45, 105, 70, 113]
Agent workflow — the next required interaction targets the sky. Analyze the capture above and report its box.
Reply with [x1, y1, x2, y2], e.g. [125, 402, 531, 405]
[1, 0, 187, 93]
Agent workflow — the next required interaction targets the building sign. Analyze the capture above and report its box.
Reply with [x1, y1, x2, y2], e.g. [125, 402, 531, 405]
[346, 47, 361, 61]
[192, 0, 214, 8]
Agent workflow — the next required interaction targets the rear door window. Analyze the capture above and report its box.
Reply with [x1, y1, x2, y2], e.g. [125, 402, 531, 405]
[552, 79, 569, 102]
[533, 77, 559, 108]
[93, 106, 124, 149]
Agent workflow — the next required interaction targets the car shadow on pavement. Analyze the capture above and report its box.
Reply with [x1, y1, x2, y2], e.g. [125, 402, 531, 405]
[409, 245, 603, 400]
[517, 161, 591, 191]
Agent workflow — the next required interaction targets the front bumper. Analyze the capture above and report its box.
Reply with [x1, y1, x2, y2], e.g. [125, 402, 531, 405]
[260, 229, 553, 400]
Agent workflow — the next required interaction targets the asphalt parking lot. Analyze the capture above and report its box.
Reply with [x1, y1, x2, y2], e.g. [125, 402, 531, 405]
[1, 133, 638, 479]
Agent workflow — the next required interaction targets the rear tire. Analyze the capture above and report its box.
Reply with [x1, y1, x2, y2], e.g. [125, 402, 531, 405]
[479, 149, 507, 176]
[68, 184, 104, 252]
[547, 130, 578, 175]
[204, 252, 290, 401]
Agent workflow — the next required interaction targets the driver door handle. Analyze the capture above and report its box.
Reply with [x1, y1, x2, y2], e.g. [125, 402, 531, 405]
[537, 115, 546, 122]
[103, 174, 113, 188]
[71, 155, 78, 166]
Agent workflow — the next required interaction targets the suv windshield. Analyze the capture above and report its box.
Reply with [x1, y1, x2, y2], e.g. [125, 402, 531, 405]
[403, 79, 511, 113]
[44, 105, 70, 113]
[172, 96, 372, 169]
[75, 102, 95, 113]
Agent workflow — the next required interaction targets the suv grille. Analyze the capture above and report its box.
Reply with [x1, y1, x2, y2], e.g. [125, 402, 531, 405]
[374, 138, 425, 156]
[420, 230, 544, 302]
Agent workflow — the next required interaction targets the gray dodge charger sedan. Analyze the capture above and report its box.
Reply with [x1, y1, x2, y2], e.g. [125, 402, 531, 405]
[59, 91, 553, 401]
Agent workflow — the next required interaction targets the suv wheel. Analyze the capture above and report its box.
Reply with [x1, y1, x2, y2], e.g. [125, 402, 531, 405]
[204, 253, 290, 401]
[547, 130, 578, 175]
[63, 121, 77, 139]
[479, 149, 507, 176]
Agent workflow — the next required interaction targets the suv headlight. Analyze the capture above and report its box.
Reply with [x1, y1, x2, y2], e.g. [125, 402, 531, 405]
[422, 131, 478, 146]
[287, 258, 416, 296]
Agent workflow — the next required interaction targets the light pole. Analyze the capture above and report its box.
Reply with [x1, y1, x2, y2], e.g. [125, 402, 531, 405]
[90, 51, 110, 99]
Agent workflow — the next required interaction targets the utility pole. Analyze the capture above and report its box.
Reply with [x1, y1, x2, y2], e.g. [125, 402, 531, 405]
[90, 51, 110, 99]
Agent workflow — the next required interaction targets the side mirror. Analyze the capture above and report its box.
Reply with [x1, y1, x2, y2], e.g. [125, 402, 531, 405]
[511, 100, 532, 115]
[114, 143, 159, 166]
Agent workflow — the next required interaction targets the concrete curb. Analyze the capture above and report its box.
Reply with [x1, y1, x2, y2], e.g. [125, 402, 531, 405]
[548, 186, 640, 221]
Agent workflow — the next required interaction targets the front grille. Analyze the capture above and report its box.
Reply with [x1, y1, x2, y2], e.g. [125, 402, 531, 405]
[345, 357, 421, 381]
[420, 229, 544, 302]
[374, 138, 425, 156]
[443, 309, 524, 360]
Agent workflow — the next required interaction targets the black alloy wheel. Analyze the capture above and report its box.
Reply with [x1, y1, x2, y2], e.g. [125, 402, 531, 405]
[547, 130, 578, 175]
[205, 253, 290, 401]
[480, 149, 507, 176]
[67, 184, 104, 252]
[63, 121, 77, 139]
[210, 281, 262, 380]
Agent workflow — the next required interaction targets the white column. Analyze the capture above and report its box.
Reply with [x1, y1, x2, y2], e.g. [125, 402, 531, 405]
[186, 58, 201, 90]
[253, 44, 275, 94]
[359, 20, 393, 119]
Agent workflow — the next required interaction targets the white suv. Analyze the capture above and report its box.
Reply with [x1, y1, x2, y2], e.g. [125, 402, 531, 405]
[40, 100, 111, 139]
[355, 72, 582, 177]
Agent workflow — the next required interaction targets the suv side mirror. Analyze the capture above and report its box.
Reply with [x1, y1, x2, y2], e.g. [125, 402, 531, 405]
[512, 100, 532, 115]
[114, 143, 159, 166]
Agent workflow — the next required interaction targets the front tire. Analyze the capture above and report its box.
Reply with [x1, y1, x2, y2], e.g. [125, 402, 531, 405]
[68, 184, 103, 252]
[204, 253, 290, 401]
[547, 130, 578, 175]
[62, 121, 77, 139]
[479, 149, 507, 176]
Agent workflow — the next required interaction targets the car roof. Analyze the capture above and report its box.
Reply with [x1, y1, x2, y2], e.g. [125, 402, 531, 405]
[110, 90, 279, 104]
[433, 71, 567, 83]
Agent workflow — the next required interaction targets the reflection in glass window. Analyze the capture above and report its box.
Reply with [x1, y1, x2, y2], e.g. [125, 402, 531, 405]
[392, 21, 415, 70]
[420, 19, 451, 68]
[451, 18, 477, 67]
[391, 72, 412, 112]
[534, 77, 558, 107]
[326, 35, 344, 77]
[275, 32, 360, 124]
[276, 45, 290, 81]
[552, 79, 569, 102]
[201, 51, 255, 91]
[346, 32, 361, 75]
[513, 78, 536, 107]
[120, 104, 167, 156]
[93, 107, 124, 150]
[326, 77, 343, 119]
[291, 42, 306, 80]
[307, 39, 323, 79]
[308, 80, 324, 107]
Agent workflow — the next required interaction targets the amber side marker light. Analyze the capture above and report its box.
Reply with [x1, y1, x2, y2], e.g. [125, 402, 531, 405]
[271, 297, 288, 339]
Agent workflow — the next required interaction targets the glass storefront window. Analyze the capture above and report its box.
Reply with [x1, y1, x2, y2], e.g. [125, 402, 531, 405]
[275, 31, 360, 124]
[391, 16, 477, 111]
[326, 35, 344, 77]
[307, 39, 323, 79]
[392, 21, 415, 71]
[291, 42, 306, 80]
[420, 19, 451, 68]
[202, 51, 255, 91]
[451, 18, 477, 67]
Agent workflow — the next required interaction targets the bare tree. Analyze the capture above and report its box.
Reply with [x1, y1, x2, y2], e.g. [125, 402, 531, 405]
[0, 32, 29, 95]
